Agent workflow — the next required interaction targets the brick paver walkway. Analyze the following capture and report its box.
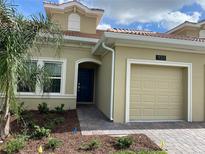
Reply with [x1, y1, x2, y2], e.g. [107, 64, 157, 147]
[77, 105, 205, 154]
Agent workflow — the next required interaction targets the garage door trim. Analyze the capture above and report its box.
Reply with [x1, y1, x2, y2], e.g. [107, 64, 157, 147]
[125, 59, 192, 123]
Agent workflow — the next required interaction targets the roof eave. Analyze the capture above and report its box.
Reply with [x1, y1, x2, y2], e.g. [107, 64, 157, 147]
[96, 32, 205, 54]
[44, 1, 104, 14]
[167, 22, 202, 34]
[63, 35, 99, 44]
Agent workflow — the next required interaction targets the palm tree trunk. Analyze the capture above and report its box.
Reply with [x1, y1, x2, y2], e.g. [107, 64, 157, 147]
[0, 80, 10, 140]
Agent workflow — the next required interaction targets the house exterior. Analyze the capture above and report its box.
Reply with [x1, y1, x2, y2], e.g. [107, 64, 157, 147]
[10, 1, 205, 123]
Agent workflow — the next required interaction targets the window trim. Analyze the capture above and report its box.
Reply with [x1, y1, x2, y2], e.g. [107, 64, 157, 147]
[16, 58, 67, 96]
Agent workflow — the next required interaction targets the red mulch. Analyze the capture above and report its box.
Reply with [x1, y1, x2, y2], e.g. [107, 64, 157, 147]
[0, 110, 161, 154]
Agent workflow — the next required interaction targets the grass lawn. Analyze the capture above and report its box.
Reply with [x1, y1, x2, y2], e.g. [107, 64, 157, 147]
[0, 105, 167, 154]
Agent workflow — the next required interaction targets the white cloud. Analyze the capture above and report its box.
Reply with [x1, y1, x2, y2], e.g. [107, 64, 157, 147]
[58, 0, 65, 4]
[135, 25, 150, 31]
[161, 11, 201, 29]
[83, 0, 201, 30]
[97, 23, 111, 30]
[196, 0, 205, 9]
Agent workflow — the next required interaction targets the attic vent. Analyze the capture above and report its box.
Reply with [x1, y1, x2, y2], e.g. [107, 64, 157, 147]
[68, 13, 80, 31]
[199, 30, 205, 38]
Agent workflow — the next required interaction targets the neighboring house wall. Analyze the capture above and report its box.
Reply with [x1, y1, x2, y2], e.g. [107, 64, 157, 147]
[17, 43, 100, 110]
[96, 52, 112, 118]
[51, 12, 97, 34]
[171, 28, 199, 37]
[113, 46, 205, 123]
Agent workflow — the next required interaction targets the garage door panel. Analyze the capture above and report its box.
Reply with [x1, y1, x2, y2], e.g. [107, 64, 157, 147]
[130, 108, 154, 116]
[129, 64, 186, 121]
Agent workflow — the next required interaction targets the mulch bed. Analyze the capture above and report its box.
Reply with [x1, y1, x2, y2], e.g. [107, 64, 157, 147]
[0, 110, 161, 154]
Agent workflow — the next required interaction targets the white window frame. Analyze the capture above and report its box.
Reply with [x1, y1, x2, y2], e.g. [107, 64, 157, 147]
[43, 61, 64, 95]
[16, 58, 67, 96]
[68, 13, 80, 31]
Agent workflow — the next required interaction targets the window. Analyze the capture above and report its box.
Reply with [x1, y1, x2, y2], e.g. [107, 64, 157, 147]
[68, 13, 80, 31]
[16, 59, 65, 95]
[17, 61, 37, 93]
[43, 62, 62, 93]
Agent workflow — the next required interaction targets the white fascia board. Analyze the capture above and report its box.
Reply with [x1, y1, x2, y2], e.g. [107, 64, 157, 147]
[44, 2, 103, 14]
[39, 33, 98, 44]
[63, 35, 99, 43]
[104, 32, 205, 52]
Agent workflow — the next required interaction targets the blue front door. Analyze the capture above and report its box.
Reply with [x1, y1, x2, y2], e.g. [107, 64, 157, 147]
[77, 68, 94, 103]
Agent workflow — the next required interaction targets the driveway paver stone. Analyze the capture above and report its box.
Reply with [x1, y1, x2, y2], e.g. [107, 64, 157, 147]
[77, 105, 205, 154]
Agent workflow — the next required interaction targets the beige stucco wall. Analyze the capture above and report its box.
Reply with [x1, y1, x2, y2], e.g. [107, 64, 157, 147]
[17, 43, 100, 110]
[114, 46, 205, 123]
[96, 52, 112, 118]
[51, 12, 97, 34]
[33, 44, 100, 94]
[171, 28, 199, 37]
[17, 97, 76, 110]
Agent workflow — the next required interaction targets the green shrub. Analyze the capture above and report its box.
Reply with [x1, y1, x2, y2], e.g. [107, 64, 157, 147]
[53, 117, 65, 125]
[45, 117, 65, 130]
[79, 139, 100, 151]
[45, 122, 55, 130]
[38, 102, 49, 114]
[27, 121, 35, 129]
[10, 102, 25, 120]
[4, 134, 28, 154]
[45, 138, 63, 150]
[115, 136, 133, 149]
[31, 125, 50, 139]
[55, 104, 65, 113]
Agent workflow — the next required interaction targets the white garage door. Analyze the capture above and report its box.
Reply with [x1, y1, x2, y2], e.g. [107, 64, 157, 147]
[130, 64, 186, 121]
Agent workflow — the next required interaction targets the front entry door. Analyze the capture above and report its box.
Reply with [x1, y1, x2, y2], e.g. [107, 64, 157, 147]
[77, 68, 94, 103]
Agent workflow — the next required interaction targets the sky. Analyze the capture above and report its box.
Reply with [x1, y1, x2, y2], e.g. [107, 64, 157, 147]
[8, 0, 205, 32]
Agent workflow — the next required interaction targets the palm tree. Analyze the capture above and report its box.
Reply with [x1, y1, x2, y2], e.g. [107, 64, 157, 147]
[0, 0, 62, 139]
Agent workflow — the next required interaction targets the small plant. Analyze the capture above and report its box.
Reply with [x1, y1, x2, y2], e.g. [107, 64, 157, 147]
[10, 102, 25, 120]
[27, 121, 36, 129]
[53, 117, 65, 125]
[55, 104, 65, 113]
[45, 138, 63, 150]
[45, 122, 56, 130]
[4, 134, 28, 154]
[115, 136, 133, 149]
[79, 139, 100, 151]
[31, 125, 51, 139]
[38, 102, 49, 114]
[45, 117, 65, 130]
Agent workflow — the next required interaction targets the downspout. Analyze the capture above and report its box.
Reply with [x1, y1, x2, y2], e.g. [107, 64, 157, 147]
[102, 42, 115, 121]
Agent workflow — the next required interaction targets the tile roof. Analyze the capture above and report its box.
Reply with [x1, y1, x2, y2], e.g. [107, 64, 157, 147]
[107, 28, 205, 42]
[61, 28, 205, 43]
[63, 30, 104, 39]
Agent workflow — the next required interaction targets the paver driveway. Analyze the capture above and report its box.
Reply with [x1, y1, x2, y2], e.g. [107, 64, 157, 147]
[77, 105, 205, 154]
